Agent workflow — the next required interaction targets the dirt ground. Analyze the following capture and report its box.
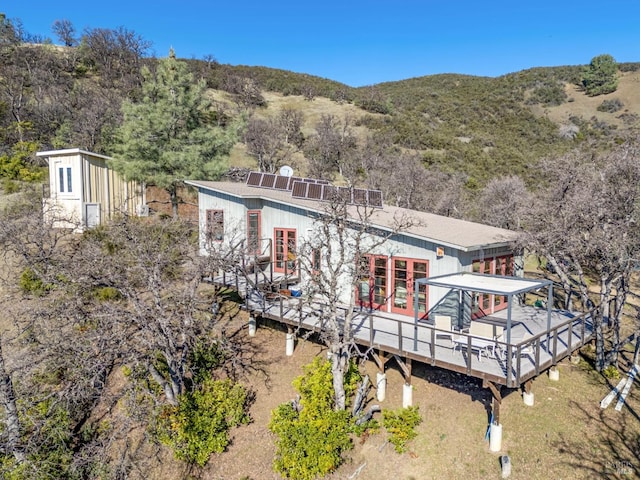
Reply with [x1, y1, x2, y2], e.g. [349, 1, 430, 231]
[157, 311, 640, 480]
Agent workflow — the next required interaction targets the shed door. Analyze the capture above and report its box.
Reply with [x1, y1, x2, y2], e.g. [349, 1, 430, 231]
[84, 203, 100, 228]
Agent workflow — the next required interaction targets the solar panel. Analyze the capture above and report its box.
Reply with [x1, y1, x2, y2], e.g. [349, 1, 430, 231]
[274, 175, 290, 190]
[322, 185, 337, 201]
[246, 171, 262, 186]
[353, 188, 367, 206]
[291, 181, 308, 198]
[261, 173, 276, 188]
[307, 183, 323, 200]
[367, 190, 383, 208]
[287, 177, 302, 190]
[338, 187, 352, 203]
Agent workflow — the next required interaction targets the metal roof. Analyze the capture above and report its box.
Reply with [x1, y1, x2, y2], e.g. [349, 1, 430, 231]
[36, 148, 112, 162]
[185, 180, 518, 252]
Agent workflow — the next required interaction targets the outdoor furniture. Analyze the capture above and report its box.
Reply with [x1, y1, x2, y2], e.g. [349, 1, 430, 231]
[453, 321, 501, 361]
[434, 315, 454, 341]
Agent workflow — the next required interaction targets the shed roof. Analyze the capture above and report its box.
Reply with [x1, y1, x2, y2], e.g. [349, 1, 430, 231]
[36, 148, 112, 162]
[185, 180, 518, 252]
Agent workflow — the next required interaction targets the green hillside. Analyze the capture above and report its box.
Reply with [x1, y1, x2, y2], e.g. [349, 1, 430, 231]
[1, 18, 639, 207]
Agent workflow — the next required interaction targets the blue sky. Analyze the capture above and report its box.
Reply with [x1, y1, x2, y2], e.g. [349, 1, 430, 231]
[4, 1, 640, 87]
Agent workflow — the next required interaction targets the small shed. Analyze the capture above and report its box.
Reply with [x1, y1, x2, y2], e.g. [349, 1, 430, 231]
[37, 148, 146, 231]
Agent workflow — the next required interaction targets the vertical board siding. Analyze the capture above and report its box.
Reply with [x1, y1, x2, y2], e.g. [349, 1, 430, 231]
[196, 187, 516, 314]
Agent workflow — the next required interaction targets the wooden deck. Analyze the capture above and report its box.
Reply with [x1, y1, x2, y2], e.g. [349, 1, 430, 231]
[212, 274, 594, 389]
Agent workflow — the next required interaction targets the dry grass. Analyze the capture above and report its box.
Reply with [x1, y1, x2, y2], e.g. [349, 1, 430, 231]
[192, 312, 640, 480]
[536, 70, 640, 130]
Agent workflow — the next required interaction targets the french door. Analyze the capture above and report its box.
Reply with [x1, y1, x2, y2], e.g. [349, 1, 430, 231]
[357, 255, 388, 310]
[390, 258, 428, 317]
[274, 228, 296, 274]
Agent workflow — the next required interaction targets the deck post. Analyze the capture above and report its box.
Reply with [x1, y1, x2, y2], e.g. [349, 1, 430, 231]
[402, 383, 413, 408]
[285, 327, 295, 356]
[372, 351, 389, 402]
[484, 380, 503, 452]
[376, 371, 387, 401]
[549, 366, 560, 381]
[523, 379, 534, 406]
[391, 356, 413, 407]
[248, 315, 257, 337]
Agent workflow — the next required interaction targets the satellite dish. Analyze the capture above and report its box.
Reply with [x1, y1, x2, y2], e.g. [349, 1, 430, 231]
[279, 165, 294, 177]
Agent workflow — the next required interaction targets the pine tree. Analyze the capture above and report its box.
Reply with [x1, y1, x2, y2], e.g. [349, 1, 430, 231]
[582, 54, 618, 97]
[112, 49, 238, 217]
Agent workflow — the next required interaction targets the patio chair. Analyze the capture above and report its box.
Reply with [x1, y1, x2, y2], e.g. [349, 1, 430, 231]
[434, 315, 454, 341]
[454, 321, 500, 361]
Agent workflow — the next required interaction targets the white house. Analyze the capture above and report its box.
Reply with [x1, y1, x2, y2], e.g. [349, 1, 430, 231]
[186, 172, 520, 322]
[37, 148, 146, 231]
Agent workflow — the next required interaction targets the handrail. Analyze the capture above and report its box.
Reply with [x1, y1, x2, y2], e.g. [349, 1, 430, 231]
[219, 268, 596, 387]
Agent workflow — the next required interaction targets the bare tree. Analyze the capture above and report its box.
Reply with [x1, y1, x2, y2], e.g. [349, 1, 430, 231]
[52, 19, 77, 47]
[297, 195, 413, 409]
[79, 26, 150, 92]
[522, 141, 640, 370]
[305, 114, 358, 180]
[243, 109, 304, 173]
[476, 175, 530, 229]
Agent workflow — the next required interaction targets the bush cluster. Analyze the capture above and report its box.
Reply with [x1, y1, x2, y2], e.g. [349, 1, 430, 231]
[597, 98, 624, 113]
[269, 357, 362, 479]
[382, 406, 423, 453]
[155, 377, 250, 467]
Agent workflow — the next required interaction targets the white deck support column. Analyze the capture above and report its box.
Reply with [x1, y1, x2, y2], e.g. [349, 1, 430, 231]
[549, 366, 560, 381]
[523, 380, 534, 406]
[248, 316, 257, 337]
[402, 383, 413, 408]
[376, 372, 387, 402]
[486, 381, 503, 452]
[490, 422, 503, 452]
[285, 329, 295, 356]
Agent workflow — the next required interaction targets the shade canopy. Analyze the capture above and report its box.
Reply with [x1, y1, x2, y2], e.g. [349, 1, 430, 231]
[418, 272, 551, 295]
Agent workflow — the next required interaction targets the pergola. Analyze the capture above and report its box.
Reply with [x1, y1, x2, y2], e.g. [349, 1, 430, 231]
[414, 272, 554, 346]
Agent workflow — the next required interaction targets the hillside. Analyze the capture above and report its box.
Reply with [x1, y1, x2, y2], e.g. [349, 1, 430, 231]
[1, 34, 639, 206]
[212, 62, 640, 187]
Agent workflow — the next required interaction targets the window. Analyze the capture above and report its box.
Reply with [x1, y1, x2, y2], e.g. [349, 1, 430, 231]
[206, 209, 224, 242]
[471, 254, 514, 316]
[247, 210, 261, 254]
[58, 166, 72, 193]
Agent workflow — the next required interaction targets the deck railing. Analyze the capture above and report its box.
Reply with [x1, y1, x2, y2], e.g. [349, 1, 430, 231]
[213, 269, 596, 388]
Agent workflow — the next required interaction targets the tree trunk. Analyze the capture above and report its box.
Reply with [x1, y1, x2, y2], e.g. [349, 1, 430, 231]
[593, 274, 613, 372]
[605, 274, 629, 368]
[0, 340, 23, 462]
[169, 185, 179, 218]
[149, 363, 179, 406]
[331, 349, 347, 411]
[547, 255, 574, 310]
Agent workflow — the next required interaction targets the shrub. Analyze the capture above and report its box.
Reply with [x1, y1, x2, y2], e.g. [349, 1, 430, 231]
[1, 178, 20, 194]
[382, 406, 423, 453]
[526, 83, 567, 106]
[155, 378, 250, 467]
[269, 357, 365, 479]
[19, 268, 51, 295]
[597, 98, 624, 113]
[603, 365, 620, 380]
[93, 286, 121, 301]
